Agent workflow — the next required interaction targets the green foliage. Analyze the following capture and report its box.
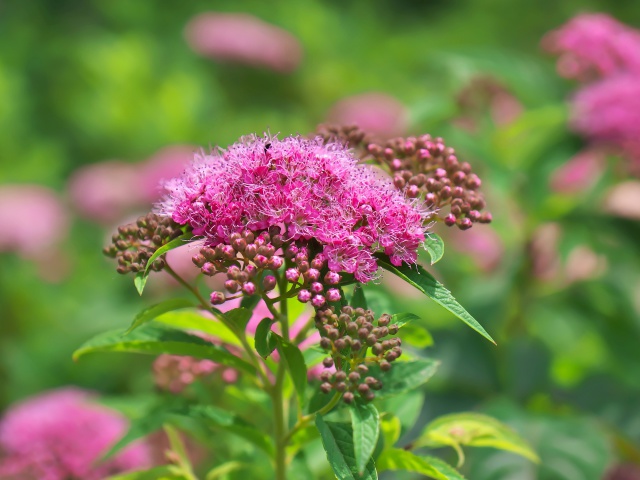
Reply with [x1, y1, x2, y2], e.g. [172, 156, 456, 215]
[107, 465, 186, 480]
[368, 358, 439, 399]
[275, 336, 308, 408]
[376, 254, 495, 344]
[377, 449, 465, 480]
[316, 415, 378, 480]
[425, 233, 445, 265]
[254, 318, 277, 358]
[125, 298, 195, 334]
[135, 230, 193, 295]
[73, 323, 255, 374]
[350, 284, 368, 310]
[415, 412, 539, 464]
[349, 402, 380, 475]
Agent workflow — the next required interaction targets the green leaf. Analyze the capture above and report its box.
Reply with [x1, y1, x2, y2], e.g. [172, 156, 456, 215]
[73, 323, 255, 375]
[425, 233, 445, 264]
[402, 323, 433, 348]
[135, 230, 193, 295]
[255, 318, 277, 358]
[222, 307, 253, 332]
[390, 312, 421, 329]
[380, 414, 401, 449]
[350, 284, 367, 309]
[125, 299, 195, 334]
[163, 424, 194, 474]
[106, 465, 186, 480]
[206, 461, 243, 480]
[350, 402, 380, 475]
[415, 413, 539, 463]
[377, 449, 465, 480]
[276, 337, 308, 407]
[368, 358, 438, 399]
[240, 294, 261, 310]
[186, 405, 274, 456]
[154, 310, 240, 347]
[315, 415, 378, 480]
[134, 272, 148, 296]
[376, 255, 495, 344]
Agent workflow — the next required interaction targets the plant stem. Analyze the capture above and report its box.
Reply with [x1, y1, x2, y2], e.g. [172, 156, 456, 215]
[273, 361, 288, 480]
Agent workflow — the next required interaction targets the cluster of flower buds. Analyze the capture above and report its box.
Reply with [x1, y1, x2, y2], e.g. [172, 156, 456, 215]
[103, 213, 184, 274]
[366, 135, 492, 230]
[153, 354, 237, 393]
[316, 306, 402, 403]
[191, 226, 286, 305]
[283, 242, 343, 308]
[315, 124, 370, 155]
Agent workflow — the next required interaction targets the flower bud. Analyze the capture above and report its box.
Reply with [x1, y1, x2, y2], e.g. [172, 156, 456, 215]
[254, 254, 268, 268]
[201, 262, 216, 276]
[244, 244, 257, 259]
[298, 290, 311, 303]
[326, 289, 341, 302]
[444, 214, 456, 226]
[320, 383, 332, 394]
[225, 280, 240, 293]
[312, 295, 326, 308]
[334, 338, 346, 350]
[311, 282, 324, 294]
[323, 357, 334, 368]
[324, 271, 341, 285]
[262, 276, 277, 291]
[242, 282, 256, 295]
[348, 371, 360, 383]
[232, 238, 247, 252]
[305, 268, 320, 282]
[268, 255, 284, 270]
[343, 392, 355, 404]
[192, 253, 206, 267]
[320, 338, 332, 350]
[380, 360, 391, 371]
[458, 218, 473, 230]
[210, 291, 226, 305]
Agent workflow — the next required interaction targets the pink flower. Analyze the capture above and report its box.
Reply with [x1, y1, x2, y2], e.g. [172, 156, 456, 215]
[448, 227, 504, 272]
[158, 135, 427, 282]
[603, 181, 640, 220]
[185, 13, 303, 73]
[543, 13, 640, 81]
[68, 161, 142, 223]
[549, 148, 605, 194]
[68, 146, 194, 224]
[0, 185, 69, 256]
[0, 388, 150, 480]
[327, 93, 408, 137]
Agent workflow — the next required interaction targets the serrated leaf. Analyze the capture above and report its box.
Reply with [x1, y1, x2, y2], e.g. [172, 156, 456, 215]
[125, 299, 194, 334]
[415, 413, 539, 463]
[350, 402, 380, 475]
[380, 414, 401, 449]
[425, 233, 445, 264]
[390, 312, 421, 329]
[135, 231, 193, 295]
[186, 405, 274, 456]
[154, 310, 240, 346]
[377, 449, 465, 480]
[222, 307, 253, 332]
[368, 358, 438, 399]
[276, 337, 308, 407]
[106, 465, 185, 480]
[316, 416, 378, 480]
[376, 254, 495, 344]
[350, 284, 367, 309]
[255, 318, 277, 358]
[73, 323, 254, 374]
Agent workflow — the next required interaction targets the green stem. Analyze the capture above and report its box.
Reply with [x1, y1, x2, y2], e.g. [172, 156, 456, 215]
[283, 391, 342, 444]
[273, 361, 288, 480]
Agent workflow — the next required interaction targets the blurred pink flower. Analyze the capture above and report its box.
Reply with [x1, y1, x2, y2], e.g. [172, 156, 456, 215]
[603, 181, 640, 220]
[327, 93, 408, 137]
[549, 148, 605, 194]
[448, 227, 504, 272]
[0, 184, 69, 256]
[543, 13, 640, 81]
[185, 13, 303, 73]
[530, 223, 562, 281]
[138, 145, 194, 204]
[0, 388, 150, 480]
[68, 161, 142, 223]
[564, 245, 607, 283]
[68, 146, 194, 225]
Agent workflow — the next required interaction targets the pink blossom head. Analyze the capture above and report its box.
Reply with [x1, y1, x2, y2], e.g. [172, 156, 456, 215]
[0, 185, 69, 256]
[603, 181, 640, 220]
[543, 13, 640, 81]
[185, 13, 303, 73]
[0, 388, 150, 480]
[571, 74, 640, 158]
[158, 134, 427, 283]
[327, 93, 408, 137]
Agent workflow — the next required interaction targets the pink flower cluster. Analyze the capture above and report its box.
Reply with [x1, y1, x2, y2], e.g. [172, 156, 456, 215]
[184, 13, 303, 73]
[159, 135, 427, 282]
[544, 13, 640, 179]
[0, 388, 150, 480]
[543, 13, 640, 81]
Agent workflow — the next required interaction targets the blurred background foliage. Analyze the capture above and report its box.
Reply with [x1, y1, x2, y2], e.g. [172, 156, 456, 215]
[2, 0, 640, 479]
